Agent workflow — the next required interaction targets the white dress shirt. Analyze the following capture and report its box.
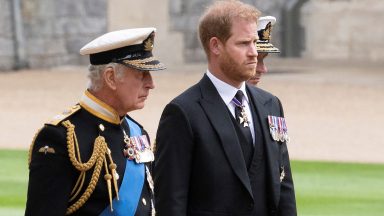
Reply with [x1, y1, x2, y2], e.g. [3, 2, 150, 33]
[206, 70, 255, 143]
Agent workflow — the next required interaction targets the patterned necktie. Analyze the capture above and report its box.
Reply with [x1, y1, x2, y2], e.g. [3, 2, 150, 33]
[232, 90, 253, 146]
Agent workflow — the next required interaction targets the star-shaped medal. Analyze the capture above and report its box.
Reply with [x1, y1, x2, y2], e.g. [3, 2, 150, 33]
[239, 110, 249, 127]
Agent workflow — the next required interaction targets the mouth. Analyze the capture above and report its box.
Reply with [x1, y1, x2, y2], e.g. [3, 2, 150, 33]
[245, 62, 257, 69]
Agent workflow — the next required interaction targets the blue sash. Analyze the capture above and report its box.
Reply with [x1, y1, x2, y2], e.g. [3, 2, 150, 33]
[100, 117, 145, 216]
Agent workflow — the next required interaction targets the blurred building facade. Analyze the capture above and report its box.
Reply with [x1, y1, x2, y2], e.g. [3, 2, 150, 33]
[0, 0, 383, 71]
[0, 0, 106, 71]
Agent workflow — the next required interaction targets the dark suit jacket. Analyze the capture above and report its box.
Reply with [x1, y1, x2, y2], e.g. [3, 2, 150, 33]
[154, 74, 296, 216]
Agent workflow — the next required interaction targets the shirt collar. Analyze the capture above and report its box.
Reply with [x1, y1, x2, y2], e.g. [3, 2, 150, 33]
[79, 90, 121, 124]
[206, 70, 249, 105]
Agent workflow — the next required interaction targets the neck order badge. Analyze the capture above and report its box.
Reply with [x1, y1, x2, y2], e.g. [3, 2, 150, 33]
[232, 90, 250, 128]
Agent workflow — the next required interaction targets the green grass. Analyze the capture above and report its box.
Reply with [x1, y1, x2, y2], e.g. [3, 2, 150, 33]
[292, 160, 384, 216]
[1, 150, 384, 216]
[0, 150, 28, 215]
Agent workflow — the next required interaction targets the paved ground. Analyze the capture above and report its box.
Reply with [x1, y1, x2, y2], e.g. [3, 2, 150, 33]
[1, 59, 383, 163]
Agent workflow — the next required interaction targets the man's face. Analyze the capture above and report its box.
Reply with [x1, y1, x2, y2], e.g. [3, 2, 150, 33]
[114, 66, 154, 114]
[217, 18, 258, 86]
[247, 52, 269, 86]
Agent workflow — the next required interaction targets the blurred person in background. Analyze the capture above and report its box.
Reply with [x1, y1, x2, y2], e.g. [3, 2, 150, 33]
[248, 16, 280, 86]
[25, 27, 165, 216]
[154, 1, 296, 216]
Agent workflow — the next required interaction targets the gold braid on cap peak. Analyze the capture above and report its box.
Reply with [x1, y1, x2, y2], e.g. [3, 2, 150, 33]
[124, 56, 156, 64]
[123, 57, 165, 70]
[62, 120, 119, 215]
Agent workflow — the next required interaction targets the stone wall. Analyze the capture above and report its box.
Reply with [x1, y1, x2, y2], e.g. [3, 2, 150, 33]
[0, 0, 107, 71]
[169, 0, 287, 62]
[108, 0, 184, 66]
[301, 0, 384, 62]
[0, 0, 15, 71]
[2, 0, 383, 71]
[23, 0, 107, 68]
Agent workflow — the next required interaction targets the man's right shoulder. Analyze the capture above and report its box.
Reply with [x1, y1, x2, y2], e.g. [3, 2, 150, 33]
[45, 105, 81, 126]
[169, 84, 200, 107]
[29, 105, 83, 163]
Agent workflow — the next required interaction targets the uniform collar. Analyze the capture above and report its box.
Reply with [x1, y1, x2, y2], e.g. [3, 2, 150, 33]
[79, 90, 121, 124]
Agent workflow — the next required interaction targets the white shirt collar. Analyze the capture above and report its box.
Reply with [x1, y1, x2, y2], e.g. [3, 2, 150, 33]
[206, 70, 249, 105]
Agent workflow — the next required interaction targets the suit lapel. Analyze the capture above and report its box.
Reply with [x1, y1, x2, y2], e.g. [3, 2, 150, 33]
[198, 75, 253, 199]
[247, 85, 281, 207]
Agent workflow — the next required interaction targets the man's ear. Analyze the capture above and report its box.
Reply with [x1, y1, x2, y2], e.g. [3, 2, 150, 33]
[209, 37, 222, 56]
[103, 66, 117, 90]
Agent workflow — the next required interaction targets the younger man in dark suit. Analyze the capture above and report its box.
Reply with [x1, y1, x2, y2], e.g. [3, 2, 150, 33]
[154, 1, 296, 215]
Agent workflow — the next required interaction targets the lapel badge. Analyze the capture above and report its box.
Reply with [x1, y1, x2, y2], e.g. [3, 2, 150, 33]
[38, 145, 56, 154]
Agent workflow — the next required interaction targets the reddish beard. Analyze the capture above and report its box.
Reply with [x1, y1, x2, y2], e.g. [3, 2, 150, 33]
[219, 50, 256, 82]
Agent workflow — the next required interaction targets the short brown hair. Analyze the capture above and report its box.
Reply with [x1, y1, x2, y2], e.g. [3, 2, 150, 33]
[198, 0, 260, 58]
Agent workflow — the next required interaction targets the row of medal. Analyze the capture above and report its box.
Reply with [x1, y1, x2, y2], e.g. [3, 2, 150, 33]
[123, 134, 154, 163]
[268, 115, 290, 143]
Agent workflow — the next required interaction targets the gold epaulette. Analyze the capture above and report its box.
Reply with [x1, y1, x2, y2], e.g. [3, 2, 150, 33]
[46, 105, 81, 126]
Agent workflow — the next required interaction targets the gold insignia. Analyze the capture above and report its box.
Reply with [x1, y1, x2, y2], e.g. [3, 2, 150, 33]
[38, 145, 56, 154]
[260, 22, 272, 41]
[46, 105, 81, 126]
[144, 34, 154, 51]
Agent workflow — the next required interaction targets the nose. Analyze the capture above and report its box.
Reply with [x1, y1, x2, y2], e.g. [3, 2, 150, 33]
[249, 43, 258, 58]
[256, 58, 267, 74]
[144, 72, 155, 89]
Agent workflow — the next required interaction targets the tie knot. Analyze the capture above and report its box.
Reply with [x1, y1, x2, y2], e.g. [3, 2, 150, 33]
[235, 90, 244, 102]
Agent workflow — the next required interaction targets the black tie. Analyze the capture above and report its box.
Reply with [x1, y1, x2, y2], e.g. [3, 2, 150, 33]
[233, 90, 253, 146]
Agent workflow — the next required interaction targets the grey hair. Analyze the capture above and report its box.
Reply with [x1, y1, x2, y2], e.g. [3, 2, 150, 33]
[87, 63, 125, 91]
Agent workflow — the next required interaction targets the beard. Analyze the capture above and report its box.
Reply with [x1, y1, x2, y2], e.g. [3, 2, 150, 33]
[219, 50, 256, 83]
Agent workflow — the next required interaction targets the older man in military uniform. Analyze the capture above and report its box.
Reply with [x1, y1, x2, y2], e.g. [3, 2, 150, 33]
[248, 16, 280, 86]
[25, 27, 165, 216]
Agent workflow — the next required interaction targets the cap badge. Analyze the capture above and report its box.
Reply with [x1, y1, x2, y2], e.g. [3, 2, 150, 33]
[144, 33, 154, 51]
[260, 22, 272, 41]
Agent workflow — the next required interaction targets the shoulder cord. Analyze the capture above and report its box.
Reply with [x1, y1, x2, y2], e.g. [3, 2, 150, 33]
[28, 128, 42, 165]
[62, 120, 119, 215]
